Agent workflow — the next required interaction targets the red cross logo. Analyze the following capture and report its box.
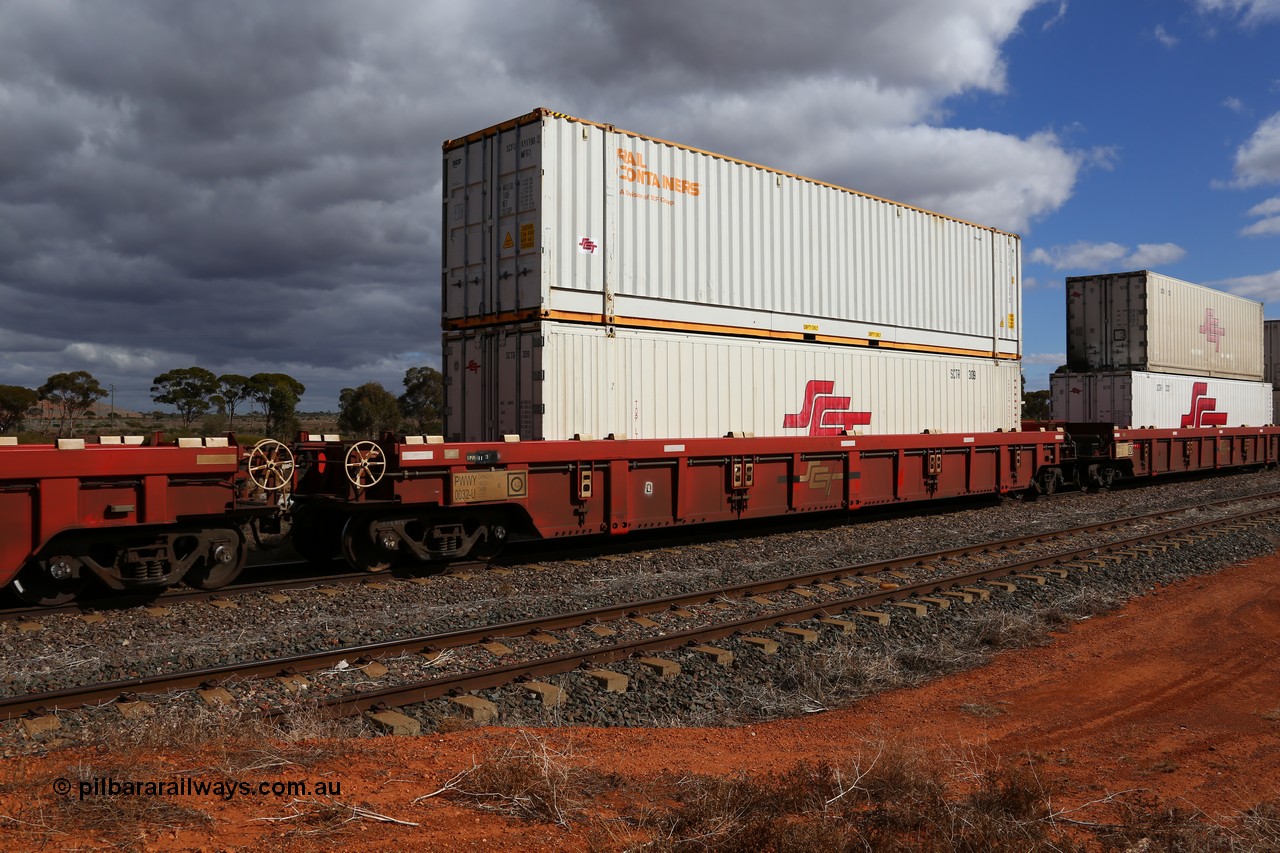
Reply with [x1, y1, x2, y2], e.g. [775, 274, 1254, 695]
[1199, 309, 1225, 352]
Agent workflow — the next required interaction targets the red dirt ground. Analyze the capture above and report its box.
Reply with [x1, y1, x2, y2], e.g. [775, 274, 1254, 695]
[4, 550, 1280, 850]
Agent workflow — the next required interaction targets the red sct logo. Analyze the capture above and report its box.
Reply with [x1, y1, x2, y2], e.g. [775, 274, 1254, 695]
[783, 380, 872, 436]
[1199, 309, 1225, 352]
[1180, 381, 1228, 428]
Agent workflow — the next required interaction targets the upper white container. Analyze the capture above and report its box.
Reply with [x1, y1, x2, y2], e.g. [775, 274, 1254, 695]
[1065, 271, 1262, 380]
[444, 321, 1020, 442]
[443, 109, 1021, 360]
[1050, 370, 1272, 428]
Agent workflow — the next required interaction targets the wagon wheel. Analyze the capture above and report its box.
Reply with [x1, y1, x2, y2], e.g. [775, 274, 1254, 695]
[186, 528, 249, 590]
[12, 558, 86, 606]
[247, 439, 295, 492]
[249, 509, 292, 551]
[341, 517, 395, 573]
[469, 521, 509, 560]
[289, 505, 342, 564]
[344, 441, 386, 490]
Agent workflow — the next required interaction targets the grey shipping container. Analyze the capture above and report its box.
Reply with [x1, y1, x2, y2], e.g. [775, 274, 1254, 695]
[1065, 270, 1262, 380]
[1050, 370, 1272, 428]
[444, 321, 1020, 442]
[1264, 319, 1280, 387]
[443, 108, 1021, 361]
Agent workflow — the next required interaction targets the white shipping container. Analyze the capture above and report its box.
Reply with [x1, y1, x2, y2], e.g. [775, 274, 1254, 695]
[1065, 270, 1262, 380]
[443, 109, 1021, 360]
[445, 322, 1020, 442]
[1264, 319, 1280, 388]
[1050, 371, 1272, 428]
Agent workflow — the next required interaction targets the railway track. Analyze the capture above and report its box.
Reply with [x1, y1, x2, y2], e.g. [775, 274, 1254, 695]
[2, 479, 1271, 624]
[0, 490, 1008, 621]
[5, 493, 1278, 727]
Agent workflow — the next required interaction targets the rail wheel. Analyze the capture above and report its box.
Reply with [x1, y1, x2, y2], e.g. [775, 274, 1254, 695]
[290, 505, 342, 564]
[185, 528, 249, 590]
[469, 522, 508, 560]
[12, 557, 86, 606]
[249, 513, 291, 550]
[341, 516, 396, 573]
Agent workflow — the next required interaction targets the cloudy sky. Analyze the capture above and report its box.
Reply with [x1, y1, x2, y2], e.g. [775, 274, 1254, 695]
[2, 0, 1279, 411]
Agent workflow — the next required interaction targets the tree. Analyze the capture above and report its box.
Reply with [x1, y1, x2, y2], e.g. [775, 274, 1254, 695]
[339, 382, 402, 437]
[214, 374, 254, 430]
[249, 372, 305, 439]
[151, 366, 219, 428]
[399, 366, 444, 434]
[1023, 389, 1052, 421]
[0, 385, 38, 433]
[38, 371, 107, 437]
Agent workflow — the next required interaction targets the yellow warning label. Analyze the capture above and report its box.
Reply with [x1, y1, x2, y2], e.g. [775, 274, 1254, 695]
[520, 222, 535, 249]
[1007, 313, 1016, 330]
[503, 232, 514, 250]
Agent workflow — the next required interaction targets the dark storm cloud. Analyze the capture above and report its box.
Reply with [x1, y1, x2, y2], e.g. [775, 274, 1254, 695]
[0, 0, 1072, 411]
[0, 0, 447, 406]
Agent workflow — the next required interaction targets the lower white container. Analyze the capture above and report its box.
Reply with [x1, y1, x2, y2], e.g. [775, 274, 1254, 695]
[1050, 370, 1273, 428]
[444, 321, 1020, 441]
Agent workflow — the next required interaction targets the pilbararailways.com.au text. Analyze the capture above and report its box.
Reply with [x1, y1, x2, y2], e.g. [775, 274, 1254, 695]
[56, 776, 342, 801]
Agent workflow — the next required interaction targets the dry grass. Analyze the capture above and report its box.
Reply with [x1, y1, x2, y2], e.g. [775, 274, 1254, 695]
[0, 704, 369, 850]
[428, 735, 1280, 852]
[0, 759, 213, 851]
[435, 731, 614, 829]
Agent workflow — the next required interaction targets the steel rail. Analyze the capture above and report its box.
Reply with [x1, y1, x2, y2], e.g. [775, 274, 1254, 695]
[293, 505, 1280, 716]
[4, 498, 1276, 720]
[5, 487, 1277, 624]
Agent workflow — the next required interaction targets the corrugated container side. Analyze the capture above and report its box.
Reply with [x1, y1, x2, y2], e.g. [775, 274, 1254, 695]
[1264, 320, 1280, 387]
[1050, 370, 1272, 428]
[443, 109, 1021, 359]
[1065, 271, 1263, 379]
[445, 322, 1019, 442]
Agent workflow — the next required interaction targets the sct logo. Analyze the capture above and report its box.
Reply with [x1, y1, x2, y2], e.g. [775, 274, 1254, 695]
[466, 360, 480, 373]
[1200, 309, 1225, 352]
[1180, 381, 1228, 428]
[783, 380, 872, 437]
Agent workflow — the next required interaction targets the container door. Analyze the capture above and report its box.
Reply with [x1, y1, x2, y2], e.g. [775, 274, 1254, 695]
[1114, 374, 1134, 427]
[443, 331, 489, 442]
[442, 138, 493, 323]
[494, 121, 543, 316]
[443, 333, 462, 440]
[490, 326, 540, 440]
[1107, 274, 1148, 370]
